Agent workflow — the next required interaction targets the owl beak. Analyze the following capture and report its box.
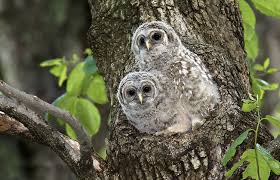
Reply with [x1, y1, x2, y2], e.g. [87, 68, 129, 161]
[138, 93, 143, 104]
[145, 40, 151, 51]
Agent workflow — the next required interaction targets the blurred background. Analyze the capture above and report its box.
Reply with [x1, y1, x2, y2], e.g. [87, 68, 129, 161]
[0, 1, 279, 180]
[0, 1, 109, 180]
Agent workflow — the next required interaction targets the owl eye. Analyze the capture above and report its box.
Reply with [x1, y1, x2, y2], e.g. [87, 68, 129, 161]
[142, 85, 152, 93]
[126, 89, 136, 97]
[138, 36, 146, 47]
[151, 32, 162, 42]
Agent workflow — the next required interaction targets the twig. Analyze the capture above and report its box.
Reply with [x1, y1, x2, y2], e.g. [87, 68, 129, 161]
[0, 80, 92, 155]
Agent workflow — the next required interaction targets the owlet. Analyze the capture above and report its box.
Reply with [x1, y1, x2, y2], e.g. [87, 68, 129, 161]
[117, 71, 192, 134]
[130, 21, 220, 131]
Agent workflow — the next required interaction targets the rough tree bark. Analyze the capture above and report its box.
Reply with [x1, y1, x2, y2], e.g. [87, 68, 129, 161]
[0, 0, 278, 180]
[88, 0, 272, 179]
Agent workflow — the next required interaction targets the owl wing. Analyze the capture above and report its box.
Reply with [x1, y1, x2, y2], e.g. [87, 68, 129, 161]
[168, 48, 218, 117]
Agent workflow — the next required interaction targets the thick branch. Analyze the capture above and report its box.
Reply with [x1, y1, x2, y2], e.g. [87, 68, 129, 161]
[0, 82, 105, 179]
[0, 113, 34, 140]
[0, 96, 81, 172]
[0, 80, 91, 155]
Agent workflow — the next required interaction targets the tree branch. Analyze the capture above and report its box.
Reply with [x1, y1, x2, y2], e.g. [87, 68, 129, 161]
[0, 95, 104, 178]
[0, 80, 91, 156]
[0, 81, 106, 178]
[0, 113, 34, 140]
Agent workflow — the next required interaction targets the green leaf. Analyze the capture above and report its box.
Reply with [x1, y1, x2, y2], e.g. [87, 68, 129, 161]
[49, 64, 67, 87]
[264, 115, 280, 129]
[222, 129, 251, 166]
[240, 0, 256, 27]
[256, 144, 280, 175]
[86, 74, 109, 104]
[242, 153, 270, 180]
[251, 0, 280, 18]
[239, 0, 259, 60]
[262, 83, 279, 91]
[84, 56, 97, 75]
[58, 65, 67, 87]
[268, 160, 280, 175]
[40, 58, 63, 67]
[65, 123, 77, 140]
[255, 79, 279, 91]
[242, 100, 257, 112]
[66, 62, 87, 96]
[74, 98, 101, 136]
[263, 58, 270, 70]
[252, 78, 264, 98]
[267, 68, 278, 74]
[225, 158, 246, 177]
[84, 48, 93, 56]
[47, 94, 77, 125]
[98, 146, 107, 160]
[244, 24, 259, 60]
[225, 149, 254, 177]
[254, 64, 264, 72]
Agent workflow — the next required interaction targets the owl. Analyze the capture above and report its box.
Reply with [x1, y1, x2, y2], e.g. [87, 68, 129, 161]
[117, 71, 192, 134]
[130, 21, 220, 130]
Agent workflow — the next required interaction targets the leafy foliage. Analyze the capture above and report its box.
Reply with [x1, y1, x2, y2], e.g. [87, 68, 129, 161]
[41, 48, 108, 140]
[223, 0, 280, 179]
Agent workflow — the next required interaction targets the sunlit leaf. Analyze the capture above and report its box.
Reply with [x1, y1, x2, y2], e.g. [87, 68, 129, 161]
[242, 152, 270, 180]
[256, 144, 280, 175]
[268, 160, 280, 175]
[244, 25, 259, 60]
[267, 68, 278, 74]
[225, 158, 246, 177]
[255, 79, 279, 91]
[262, 83, 279, 91]
[263, 58, 270, 70]
[86, 74, 109, 104]
[222, 129, 252, 166]
[264, 115, 280, 129]
[251, 0, 280, 18]
[67, 62, 87, 96]
[40, 58, 63, 67]
[84, 48, 93, 56]
[74, 98, 101, 136]
[254, 64, 264, 72]
[240, 0, 258, 60]
[65, 123, 77, 140]
[242, 100, 257, 112]
[225, 149, 254, 177]
[47, 94, 77, 125]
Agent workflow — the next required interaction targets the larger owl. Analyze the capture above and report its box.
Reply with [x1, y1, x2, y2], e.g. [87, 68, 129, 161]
[117, 71, 192, 134]
[130, 21, 220, 131]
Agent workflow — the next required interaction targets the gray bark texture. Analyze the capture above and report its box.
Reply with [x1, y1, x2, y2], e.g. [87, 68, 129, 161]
[87, 0, 273, 179]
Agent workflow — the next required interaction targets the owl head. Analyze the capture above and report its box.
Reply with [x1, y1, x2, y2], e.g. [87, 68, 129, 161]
[117, 71, 161, 112]
[131, 21, 182, 57]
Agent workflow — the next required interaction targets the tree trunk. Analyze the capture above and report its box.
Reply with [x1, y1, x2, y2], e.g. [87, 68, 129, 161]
[88, 0, 272, 179]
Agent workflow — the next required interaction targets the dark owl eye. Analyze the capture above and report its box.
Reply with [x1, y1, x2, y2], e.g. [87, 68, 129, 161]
[127, 89, 136, 97]
[143, 85, 152, 93]
[151, 32, 162, 41]
[138, 36, 145, 47]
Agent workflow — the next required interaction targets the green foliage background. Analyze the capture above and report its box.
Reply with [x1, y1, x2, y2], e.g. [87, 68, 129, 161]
[223, 0, 280, 179]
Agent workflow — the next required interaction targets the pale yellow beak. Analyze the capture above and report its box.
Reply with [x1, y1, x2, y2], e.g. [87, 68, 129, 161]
[145, 40, 151, 50]
[138, 93, 143, 104]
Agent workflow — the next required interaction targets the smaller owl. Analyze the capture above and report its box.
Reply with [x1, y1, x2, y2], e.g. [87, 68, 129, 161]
[117, 71, 192, 134]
